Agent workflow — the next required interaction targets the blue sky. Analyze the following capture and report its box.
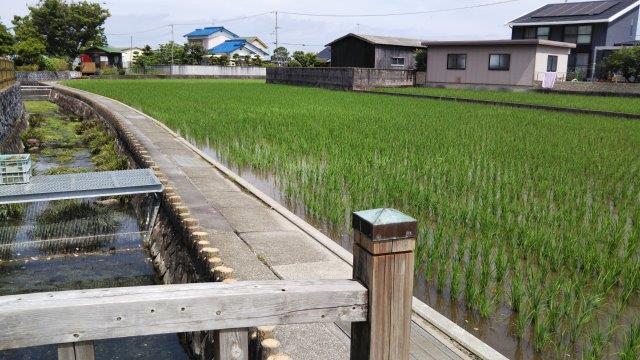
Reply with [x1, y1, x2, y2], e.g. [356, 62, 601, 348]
[0, 0, 612, 53]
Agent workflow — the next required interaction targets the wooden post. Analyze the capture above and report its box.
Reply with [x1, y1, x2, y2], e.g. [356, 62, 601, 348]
[350, 208, 417, 360]
[213, 328, 249, 360]
[58, 341, 95, 360]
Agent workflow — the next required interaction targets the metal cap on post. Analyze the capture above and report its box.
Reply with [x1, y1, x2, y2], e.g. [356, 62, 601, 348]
[350, 208, 417, 360]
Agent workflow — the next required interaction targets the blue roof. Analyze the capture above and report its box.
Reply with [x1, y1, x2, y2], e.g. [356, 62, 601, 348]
[209, 39, 247, 54]
[184, 26, 238, 38]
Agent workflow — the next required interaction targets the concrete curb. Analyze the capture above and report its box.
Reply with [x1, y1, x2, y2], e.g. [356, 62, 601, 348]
[363, 90, 640, 120]
[50, 82, 508, 360]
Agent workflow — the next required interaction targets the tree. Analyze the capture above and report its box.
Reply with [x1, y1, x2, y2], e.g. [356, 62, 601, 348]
[601, 46, 640, 82]
[271, 46, 290, 66]
[154, 41, 185, 64]
[14, 38, 46, 66]
[183, 42, 205, 65]
[414, 49, 426, 72]
[12, 0, 110, 59]
[132, 45, 157, 71]
[290, 51, 322, 67]
[0, 19, 14, 56]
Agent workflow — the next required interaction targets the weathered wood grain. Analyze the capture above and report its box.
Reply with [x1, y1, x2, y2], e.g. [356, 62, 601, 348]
[0, 280, 367, 350]
[214, 328, 249, 360]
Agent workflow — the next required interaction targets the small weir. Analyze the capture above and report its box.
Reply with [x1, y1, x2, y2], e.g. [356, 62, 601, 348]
[0, 101, 188, 359]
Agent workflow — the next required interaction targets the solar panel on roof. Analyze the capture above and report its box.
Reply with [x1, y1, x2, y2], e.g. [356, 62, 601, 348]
[531, 0, 619, 18]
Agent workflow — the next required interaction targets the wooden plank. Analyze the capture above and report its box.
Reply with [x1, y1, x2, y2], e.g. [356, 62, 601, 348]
[0, 280, 367, 350]
[73, 341, 95, 360]
[58, 343, 76, 360]
[213, 328, 249, 360]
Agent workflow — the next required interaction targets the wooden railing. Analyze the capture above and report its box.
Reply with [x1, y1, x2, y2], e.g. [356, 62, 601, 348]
[0, 59, 16, 89]
[0, 208, 417, 360]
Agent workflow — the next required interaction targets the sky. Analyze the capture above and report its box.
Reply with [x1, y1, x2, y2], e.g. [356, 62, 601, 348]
[0, 0, 617, 53]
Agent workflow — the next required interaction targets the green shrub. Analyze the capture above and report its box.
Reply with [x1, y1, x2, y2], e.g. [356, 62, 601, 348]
[99, 66, 119, 76]
[42, 56, 70, 71]
[16, 64, 39, 71]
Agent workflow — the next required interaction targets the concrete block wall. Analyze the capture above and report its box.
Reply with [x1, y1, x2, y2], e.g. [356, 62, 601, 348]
[0, 84, 27, 153]
[266, 67, 415, 90]
[151, 65, 266, 78]
[16, 70, 82, 84]
[536, 80, 640, 96]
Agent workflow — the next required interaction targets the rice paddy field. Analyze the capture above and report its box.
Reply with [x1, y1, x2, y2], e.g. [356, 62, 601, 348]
[65, 79, 640, 359]
[371, 86, 640, 115]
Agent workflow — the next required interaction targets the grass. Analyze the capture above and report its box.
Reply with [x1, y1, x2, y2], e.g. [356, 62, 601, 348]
[64, 79, 640, 358]
[372, 86, 640, 115]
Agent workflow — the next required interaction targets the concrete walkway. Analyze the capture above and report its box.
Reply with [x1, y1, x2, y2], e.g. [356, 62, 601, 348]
[53, 84, 499, 360]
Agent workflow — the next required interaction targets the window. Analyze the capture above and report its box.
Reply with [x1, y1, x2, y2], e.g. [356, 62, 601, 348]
[447, 54, 467, 70]
[564, 25, 592, 44]
[524, 27, 537, 39]
[547, 55, 558, 72]
[488, 54, 510, 71]
[536, 27, 550, 40]
[575, 53, 590, 69]
[524, 27, 549, 40]
[391, 57, 405, 67]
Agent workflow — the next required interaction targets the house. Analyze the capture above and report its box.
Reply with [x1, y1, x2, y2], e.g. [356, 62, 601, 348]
[241, 37, 269, 52]
[317, 47, 331, 65]
[208, 39, 270, 60]
[326, 33, 425, 69]
[509, 0, 640, 78]
[120, 47, 144, 68]
[81, 46, 123, 68]
[184, 27, 269, 62]
[421, 39, 576, 87]
[184, 26, 239, 51]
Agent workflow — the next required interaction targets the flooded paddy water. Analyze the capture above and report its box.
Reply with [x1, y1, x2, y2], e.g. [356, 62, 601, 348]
[0, 101, 188, 359]
[189, 136, 640, 360]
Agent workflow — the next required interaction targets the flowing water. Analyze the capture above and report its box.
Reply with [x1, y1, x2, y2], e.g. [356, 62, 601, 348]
[0, 101, 188, 359]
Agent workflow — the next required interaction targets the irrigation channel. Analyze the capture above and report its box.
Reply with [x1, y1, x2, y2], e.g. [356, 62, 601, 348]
[185, 134, 640, 360]
[0, 101, 188, 359]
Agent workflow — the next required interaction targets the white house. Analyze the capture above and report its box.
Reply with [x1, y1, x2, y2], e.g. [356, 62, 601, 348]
[183, 26, 239, 50]
[120, 47, 144, 68]
[184, 26, 270, 62]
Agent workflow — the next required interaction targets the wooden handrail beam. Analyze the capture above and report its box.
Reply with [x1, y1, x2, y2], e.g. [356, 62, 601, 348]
[0, 279, 367, 350]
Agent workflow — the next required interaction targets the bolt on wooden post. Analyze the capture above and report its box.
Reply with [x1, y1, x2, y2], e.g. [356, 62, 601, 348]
[350, 208, 417, 360]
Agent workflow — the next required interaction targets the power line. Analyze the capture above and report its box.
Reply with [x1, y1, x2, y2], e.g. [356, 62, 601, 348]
[279, 0, 522, 17]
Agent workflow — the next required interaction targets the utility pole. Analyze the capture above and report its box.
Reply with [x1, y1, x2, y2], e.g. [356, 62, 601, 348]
[170, 24, 174, 76]
[129, 35, 133, 69]
[275, 11, 279, 50]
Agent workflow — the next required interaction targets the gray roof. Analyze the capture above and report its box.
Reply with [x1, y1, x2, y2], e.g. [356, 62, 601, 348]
[421, 39, 577, 48]
[317, 46, 331, 61]
[509, 0, 640, 25]
[326, 33, 426, 48]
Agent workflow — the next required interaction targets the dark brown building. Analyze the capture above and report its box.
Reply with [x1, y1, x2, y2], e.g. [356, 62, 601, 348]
[326, 33, 425, 70]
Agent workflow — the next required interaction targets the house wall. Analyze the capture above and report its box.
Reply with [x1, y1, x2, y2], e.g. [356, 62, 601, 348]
[426, 45, 538, 86]
[606, 6, 639, 45]
[331, 37, 375, 68]
[202, 35, 232, 50]
[374, 45, 419, 69]
[121, 48, 142, 68]
[533, 45, 572, 81]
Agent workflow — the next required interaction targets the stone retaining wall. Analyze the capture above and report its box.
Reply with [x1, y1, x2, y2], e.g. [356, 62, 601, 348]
[536, 80, 640, 96]
[48, 88, 277, 359]
[267, 67, 415, 90]
[0, 84, 27, 153]
[16, 70, 81, 84]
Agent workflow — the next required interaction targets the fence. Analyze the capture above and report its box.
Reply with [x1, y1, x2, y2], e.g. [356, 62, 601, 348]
[0, 59, 15, 89]
[0, 207, 417, 360]
[266, 67, 415, 90]
[141, 65, 266, 78]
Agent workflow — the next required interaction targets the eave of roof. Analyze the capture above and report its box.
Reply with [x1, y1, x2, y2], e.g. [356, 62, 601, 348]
[421, 39, 577, 49]
[326, 33, 426, 48]
[507, 0, 640, 26]
[82, 46, 123, 54]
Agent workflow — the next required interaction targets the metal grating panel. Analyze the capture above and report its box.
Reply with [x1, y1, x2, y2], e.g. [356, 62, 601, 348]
[531, 1, 619, 18]
[0, 169, 163, 204]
